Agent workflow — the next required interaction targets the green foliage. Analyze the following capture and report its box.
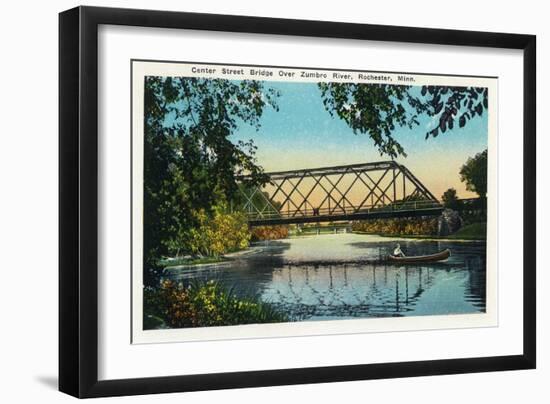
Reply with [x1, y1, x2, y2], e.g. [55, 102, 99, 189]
[447, 222, 486, 240]
[186, 202, 251, 257]
[144, 279, 288, 329]
[318, 83, 417, 157]
[422, 86, 488, 138]
[352, 217, 438, 236]
[458, 198, 487, 224]
[318, 84, 488, 158]
[441, 188, 461, 210]
[233, 184, 282, 220]
[143, 76, 279, 279]
[460, 149, 488, 198]
[143, 314, 166, 329]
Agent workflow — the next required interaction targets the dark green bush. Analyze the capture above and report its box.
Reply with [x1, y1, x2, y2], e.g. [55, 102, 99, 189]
[144, 279, 287, 329]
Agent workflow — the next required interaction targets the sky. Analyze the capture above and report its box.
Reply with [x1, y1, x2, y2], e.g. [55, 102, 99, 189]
[230, 81, 488, 200]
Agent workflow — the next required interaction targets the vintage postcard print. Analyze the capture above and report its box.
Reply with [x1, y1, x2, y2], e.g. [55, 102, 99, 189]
[131, 60, 497, 343]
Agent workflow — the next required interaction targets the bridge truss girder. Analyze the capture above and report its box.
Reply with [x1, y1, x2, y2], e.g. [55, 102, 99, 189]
[238, 161, 442, 226]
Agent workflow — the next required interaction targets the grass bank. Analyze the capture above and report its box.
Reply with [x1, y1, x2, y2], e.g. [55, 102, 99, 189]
[158, 256, 229, 268]
[446, 222, 486, 240]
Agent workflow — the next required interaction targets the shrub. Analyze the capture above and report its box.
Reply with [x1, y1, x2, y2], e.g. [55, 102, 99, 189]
[144, 279, 288, 329]
[186, 203, 251, 257]
[250, 225, 289, 241]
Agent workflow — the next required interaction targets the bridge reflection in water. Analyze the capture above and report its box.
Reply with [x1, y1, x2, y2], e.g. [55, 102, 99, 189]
[262, 261, 485, 321]
[165, 234, 487, 322]
[265, 265, 433, 320]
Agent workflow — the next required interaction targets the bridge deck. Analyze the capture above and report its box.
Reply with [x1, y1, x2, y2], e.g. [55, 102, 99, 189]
[248, 204, 444, 226]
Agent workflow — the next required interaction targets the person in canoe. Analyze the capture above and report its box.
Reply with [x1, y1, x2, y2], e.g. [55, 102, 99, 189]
[388, 247, 451, 263]
[393, 243, 405, 257]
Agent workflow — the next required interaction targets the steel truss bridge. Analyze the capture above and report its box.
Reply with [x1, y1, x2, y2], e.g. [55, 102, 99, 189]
[238, 161, 443, 226]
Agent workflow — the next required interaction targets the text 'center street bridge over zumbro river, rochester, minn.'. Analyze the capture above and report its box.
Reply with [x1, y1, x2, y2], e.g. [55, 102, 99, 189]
[237, 161, 444, 226]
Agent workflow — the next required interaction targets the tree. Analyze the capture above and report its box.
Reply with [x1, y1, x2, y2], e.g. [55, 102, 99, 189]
[318, 83, 418, 157]
[460, 149, 488, 198]
[421, 86, 488, 138]
[318, 84, 488, 158]
[143, 76, 279, 281]
[441, 188, 460, 210]
[187, 202, 250, 258]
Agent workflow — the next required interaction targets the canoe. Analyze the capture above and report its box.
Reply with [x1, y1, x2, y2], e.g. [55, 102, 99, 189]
[387, 249, 451, 264]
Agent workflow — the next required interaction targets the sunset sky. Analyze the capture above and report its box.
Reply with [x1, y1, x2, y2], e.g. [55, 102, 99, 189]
[230, 81, 488, 200]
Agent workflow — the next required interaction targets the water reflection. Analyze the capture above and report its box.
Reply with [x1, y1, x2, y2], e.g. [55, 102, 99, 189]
[164, 234, 486, 322]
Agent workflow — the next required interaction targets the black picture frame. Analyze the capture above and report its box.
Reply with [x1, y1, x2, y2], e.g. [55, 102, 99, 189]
[59, 5, 536, 398]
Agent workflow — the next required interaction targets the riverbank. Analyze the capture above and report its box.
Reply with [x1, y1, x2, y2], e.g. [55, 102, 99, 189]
[161, 247, 261, 269]
[352, 222, 486, 242]
[159, 256, 228, 268]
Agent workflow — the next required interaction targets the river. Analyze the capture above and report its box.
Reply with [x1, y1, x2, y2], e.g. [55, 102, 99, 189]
[164, 233, 486, 321]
